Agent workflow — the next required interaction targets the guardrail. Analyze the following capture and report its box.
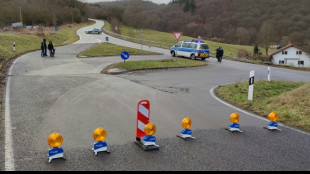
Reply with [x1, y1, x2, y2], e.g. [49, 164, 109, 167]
[102, 26, 231, 58]
[102, 27, 174, 48]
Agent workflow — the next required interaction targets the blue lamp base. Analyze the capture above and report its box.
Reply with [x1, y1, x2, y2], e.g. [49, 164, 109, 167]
[134, 136, 159, 151]
[92, 141, 110, 155]
[177, 129, 195, 140]
[226, 123, 243, 133]
[264, 122, 281, 131]
[48, 147, 65, 163]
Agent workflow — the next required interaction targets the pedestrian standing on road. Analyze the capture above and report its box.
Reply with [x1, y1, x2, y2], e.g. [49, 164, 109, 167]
[216, 47, 224, 62]
[48, 41, 54, 57]
[41, 39, 45, 57]
[41, 39, 47, 57]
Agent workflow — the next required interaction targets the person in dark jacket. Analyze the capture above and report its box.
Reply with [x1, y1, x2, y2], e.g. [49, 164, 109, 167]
[41, 39, 47, 57]
[48, 41, 54, 57]
[216, 47, 224, 62]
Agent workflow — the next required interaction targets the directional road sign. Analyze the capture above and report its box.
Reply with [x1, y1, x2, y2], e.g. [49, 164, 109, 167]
[121, 51, 130, 60]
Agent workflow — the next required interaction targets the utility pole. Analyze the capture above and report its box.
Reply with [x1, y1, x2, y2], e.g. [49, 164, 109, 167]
[19, 7, 23, 26]
[71, 11, 73, 24]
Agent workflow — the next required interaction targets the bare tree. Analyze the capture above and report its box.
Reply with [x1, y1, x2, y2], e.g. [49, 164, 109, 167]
[122, 1, 145, 28]
[257, 21, 277, 57]
[236, 27, 251, 45]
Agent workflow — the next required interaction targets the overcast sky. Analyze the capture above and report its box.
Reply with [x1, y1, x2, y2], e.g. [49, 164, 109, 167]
[80, 0, 171, 4]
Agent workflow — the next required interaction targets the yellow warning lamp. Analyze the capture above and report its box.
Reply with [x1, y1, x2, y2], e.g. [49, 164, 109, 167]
[182, 117, 192, 129]
[144, 122, 157, 136]
[48, 132, 63, 148]
[230, 113, 240, 124]
[269, 112, 279, 122]
[93, 128, 107, 142]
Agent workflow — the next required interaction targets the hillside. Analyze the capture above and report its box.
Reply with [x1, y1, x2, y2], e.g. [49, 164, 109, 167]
[88, 0, 310, 54]
[0, 0, 88, 27]
[103, 21, 273, 58]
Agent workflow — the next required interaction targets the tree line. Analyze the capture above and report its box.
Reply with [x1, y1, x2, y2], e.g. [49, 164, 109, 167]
[0, 0, 88, 27]
[86, 0, 310, 54]
[1, 0, 309, 54]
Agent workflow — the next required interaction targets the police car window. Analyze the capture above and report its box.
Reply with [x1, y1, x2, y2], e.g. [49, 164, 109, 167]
[182, 43, 190, 48]
[191, 44, 197, 49]
[176, 42, 182, 47]
[200, 44, 209, 50]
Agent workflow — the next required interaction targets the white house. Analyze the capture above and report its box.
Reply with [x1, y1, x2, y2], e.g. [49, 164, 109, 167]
[270, 42, 310, 67]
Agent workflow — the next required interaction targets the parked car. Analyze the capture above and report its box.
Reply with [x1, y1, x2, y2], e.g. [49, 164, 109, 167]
[85, 28, 102, 34]
[170, 40, 210, 60]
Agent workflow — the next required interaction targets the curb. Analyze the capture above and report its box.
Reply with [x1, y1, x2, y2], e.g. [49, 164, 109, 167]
[101, 63, 207, 75]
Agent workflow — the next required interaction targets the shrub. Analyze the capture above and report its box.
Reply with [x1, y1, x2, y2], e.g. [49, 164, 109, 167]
[237, 49, 250, 59]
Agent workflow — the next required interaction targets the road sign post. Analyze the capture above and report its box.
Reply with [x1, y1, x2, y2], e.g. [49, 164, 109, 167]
[55, 25, 58, 42]
[268, 67, 271, 82]
[141, 29, 143, 50]
[248, 70, 255, 101]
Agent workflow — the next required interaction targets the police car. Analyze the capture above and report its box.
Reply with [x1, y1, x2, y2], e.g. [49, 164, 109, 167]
[170, 40, 210, 60]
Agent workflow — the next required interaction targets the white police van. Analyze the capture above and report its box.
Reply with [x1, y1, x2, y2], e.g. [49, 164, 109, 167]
[170, 40, 210, 60]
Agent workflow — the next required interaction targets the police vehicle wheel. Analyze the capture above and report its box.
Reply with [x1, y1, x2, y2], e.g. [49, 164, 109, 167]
[171, 51, 176, 57]
[190, 54, 196, 60]
[201, 58, 206, 61]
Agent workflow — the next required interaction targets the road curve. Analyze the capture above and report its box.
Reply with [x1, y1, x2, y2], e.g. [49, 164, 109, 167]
[0, 19, 310, 171]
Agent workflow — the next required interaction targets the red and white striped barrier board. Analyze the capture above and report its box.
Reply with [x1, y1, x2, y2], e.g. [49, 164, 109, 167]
[136, 100, 150, 138]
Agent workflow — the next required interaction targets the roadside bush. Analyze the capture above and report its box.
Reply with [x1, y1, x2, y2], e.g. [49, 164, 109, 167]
[237, 49, 250, 59]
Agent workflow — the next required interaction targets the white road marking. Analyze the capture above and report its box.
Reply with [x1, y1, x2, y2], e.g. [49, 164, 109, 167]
[4, 58, 19, 171]
[210, 85, 310, 136]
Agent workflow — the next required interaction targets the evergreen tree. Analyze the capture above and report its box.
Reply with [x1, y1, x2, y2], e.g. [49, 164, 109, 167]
[253, 43, 261, 56]
[172, 0, 196, 14]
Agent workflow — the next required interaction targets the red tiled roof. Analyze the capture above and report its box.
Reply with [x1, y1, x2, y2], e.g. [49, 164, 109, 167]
[269, 42, 308, 56]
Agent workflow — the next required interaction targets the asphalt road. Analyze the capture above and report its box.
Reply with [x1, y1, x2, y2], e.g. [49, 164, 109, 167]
[1, 19, 310, 171]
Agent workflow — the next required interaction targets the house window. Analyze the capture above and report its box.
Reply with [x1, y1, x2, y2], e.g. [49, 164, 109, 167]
[279, 60, 285, 64]
[282, 51, 288, 55]
[298, 61, 304, 65]
[296, 51, 302, 55]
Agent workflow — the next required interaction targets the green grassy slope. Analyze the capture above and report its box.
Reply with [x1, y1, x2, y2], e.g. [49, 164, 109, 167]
[104, 22, 273, 58]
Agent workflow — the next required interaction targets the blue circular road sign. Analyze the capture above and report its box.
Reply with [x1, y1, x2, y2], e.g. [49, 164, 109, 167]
[121, 51, 130, 60]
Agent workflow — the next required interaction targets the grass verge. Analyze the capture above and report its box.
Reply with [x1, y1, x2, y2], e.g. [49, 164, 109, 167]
[103, 59, 206, 73]
[79, 42, 160, 57]
[216, 81, 310, 131]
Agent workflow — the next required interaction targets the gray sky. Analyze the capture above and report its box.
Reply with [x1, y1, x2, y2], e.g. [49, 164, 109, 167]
[80, 0, 171, 4]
